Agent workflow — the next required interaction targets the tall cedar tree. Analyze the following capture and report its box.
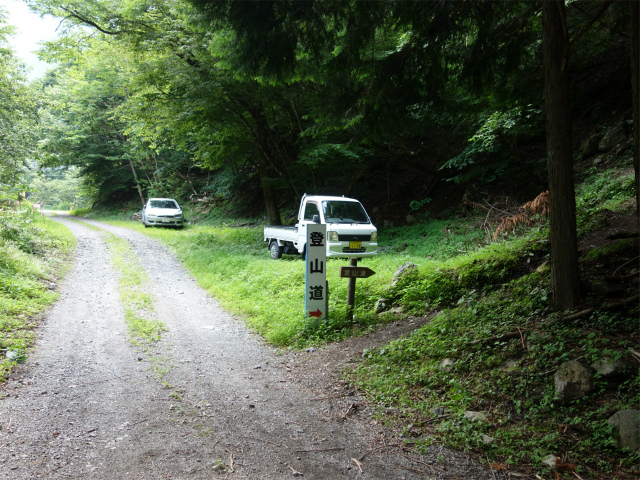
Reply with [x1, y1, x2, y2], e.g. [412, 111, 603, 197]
[631, 0, 640, 226]
[543, 0, 580, 310]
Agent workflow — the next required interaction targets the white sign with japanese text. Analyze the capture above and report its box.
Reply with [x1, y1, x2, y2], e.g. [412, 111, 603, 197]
[305, 223, 327, 321]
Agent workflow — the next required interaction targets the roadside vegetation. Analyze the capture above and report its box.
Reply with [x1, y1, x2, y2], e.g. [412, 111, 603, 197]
[75, 161, 639, 479]
[0, 205, 75, 381]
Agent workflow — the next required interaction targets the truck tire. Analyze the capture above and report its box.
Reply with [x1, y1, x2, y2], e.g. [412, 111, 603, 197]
[300, 245, 306, 260]
[270, 241, 283, 259]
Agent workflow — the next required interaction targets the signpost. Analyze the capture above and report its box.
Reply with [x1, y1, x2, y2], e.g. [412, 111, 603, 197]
[339, 266, 376, 278]
[305, 223, 327, 322]
[340, 258, 376, 322]
[304, 226, 375, 323]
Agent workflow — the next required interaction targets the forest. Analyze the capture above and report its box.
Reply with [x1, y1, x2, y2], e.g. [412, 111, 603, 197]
[0, 1, 639, 478]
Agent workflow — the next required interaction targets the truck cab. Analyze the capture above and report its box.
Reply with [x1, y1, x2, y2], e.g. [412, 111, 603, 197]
[297, 195, 378, 258]
[264, 194, 378, 259]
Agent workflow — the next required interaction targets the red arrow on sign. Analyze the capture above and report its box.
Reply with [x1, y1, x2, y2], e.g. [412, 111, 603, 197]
[309, 309, 323, 318]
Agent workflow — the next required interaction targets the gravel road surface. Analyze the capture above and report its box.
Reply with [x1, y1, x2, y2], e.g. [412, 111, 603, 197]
[0, 215, 513, 479]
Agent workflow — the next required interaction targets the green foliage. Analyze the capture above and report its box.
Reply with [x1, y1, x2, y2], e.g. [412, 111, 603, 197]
[0, 12, 39, 185]
[24, 167, 91, 210]
[409, 197, 431, 212]
[440, 105, 544, 186]
[576, 170, 636, 235]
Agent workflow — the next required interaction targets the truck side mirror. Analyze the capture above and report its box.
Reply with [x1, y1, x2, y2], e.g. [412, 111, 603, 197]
[312, 214, 320, 224]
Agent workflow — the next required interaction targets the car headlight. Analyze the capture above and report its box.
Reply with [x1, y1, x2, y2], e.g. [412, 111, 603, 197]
[370, 231, 377, 242]
[327, 231, 338, 241]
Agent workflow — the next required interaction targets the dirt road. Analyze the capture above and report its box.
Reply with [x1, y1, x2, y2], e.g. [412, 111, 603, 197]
[0, 216, 506, 479]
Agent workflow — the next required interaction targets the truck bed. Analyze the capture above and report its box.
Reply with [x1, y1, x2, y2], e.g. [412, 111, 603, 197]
[264, 225, 298, 243]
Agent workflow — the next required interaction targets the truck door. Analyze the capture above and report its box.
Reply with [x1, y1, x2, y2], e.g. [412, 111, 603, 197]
[297, 201, 321, 252]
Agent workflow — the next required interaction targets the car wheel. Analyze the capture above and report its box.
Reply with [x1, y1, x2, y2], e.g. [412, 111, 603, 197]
[300, 245, 306, 260]
[270, 241, 283, 260]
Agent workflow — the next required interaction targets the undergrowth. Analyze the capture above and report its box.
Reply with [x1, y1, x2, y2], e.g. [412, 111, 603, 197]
[0, 209, 75, 380]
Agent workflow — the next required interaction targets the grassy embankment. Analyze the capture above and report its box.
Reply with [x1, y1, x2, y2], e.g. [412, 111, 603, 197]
[0, 209, 75, 381]
[80, 168, 637, 478]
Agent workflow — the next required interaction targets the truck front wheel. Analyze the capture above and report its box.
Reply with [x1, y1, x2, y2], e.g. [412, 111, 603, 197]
[270, 241, 283, 259]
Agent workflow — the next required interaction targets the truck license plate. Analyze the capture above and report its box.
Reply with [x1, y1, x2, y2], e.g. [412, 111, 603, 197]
[349, 241, 361, 249]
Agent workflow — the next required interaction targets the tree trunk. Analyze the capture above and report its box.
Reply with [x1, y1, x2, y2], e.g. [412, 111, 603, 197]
[128, 157, 146, 206]
[542, 0, 580, 310]
[630, 0, 640, 228]
[260, 163, 281, 225]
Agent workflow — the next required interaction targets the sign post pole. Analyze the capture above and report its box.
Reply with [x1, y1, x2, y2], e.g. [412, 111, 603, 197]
[346, 257, 357, 322]
[305, 223, 327, 323]
[340, 260, 376, 323]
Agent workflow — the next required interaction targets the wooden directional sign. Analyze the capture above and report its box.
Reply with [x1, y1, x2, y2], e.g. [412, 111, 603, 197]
[339, 266, 376, 278]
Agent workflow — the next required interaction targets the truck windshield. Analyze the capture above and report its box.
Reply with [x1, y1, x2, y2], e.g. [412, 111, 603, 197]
[322, 201, 369, 224]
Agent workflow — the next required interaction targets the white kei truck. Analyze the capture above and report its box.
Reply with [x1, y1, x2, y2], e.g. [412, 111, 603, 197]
[263, 194, 378, 259]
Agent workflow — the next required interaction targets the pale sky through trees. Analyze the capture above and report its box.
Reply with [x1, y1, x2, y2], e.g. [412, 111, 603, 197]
[4, 0, 60, 80]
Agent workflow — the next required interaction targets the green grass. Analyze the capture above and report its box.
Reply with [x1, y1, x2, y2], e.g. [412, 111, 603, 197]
[104, 233, 165, 342]
[0, 211, 75, 380]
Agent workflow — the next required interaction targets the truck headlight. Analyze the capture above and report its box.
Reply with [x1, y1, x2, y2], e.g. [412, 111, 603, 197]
[327, 231, 338, 241]
[370, 231, 377, 242]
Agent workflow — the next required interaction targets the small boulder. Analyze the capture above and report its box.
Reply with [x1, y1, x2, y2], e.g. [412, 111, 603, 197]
[481, 434, 495, 445]
[599, 124, 627, 152]
[542, 455, 560, 469]
[536, 260, 549, 272]
[374, 298, 388, 313]
[589, 278, 624, 296]
[433, 406, 448, 417]
[554, 360, 593, 403]
[406, 214, 417, 226]
[599, 124, 627, 151]
[591, 356, 629, 378]
[392, 262, 417, 286]
[580, 134, 602, 159]
[463, 411, 487, 422]
[608, 409, 640, 450]
[438, 358, 456, 373]
[498, 359, 519, 371]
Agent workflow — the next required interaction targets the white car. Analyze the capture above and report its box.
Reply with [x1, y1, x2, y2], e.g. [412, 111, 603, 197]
[142, 198, 184, 228]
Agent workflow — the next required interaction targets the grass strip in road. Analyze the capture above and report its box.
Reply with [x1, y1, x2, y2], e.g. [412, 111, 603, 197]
[104, 233, 166, 343]
[78, 220, 165, 343]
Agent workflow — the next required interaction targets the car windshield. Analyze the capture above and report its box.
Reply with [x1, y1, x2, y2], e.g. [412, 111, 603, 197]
[150, 200, 178, 209]
[321, 201, 369, 224]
